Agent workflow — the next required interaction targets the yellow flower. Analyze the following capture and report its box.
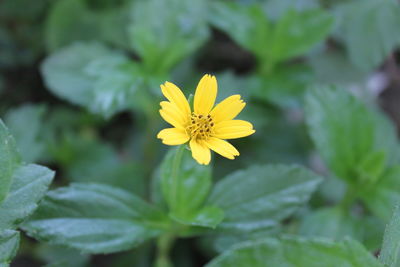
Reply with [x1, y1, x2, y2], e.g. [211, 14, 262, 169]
[157, 74, 255, 165]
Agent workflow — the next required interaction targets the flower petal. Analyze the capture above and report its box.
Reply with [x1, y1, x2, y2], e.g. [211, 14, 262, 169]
[161, 82, 191, 116]
[194, 74, 217, 115]
[157, 128, 190, 145]
[213, 120, 255, 139]
[160, 101, 188, 129]
[190, 139, 211, 165]
[210, 95, 246, 123]
[204, 137, 239, 160]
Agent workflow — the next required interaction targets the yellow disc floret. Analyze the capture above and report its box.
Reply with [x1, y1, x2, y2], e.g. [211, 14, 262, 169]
[187, 113, 215, 140]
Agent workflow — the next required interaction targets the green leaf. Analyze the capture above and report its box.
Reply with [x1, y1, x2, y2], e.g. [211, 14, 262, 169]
[361, 166, 400, 221]
[207, 164, 321, 233]
[160, 147, 222, 228]
[23, 183, 168, 254]
[41, 42, 143, 118]
[206, 237, 383, 267]
[171, 206, 224, 229]
[249, 64, 313, 108]
[336, 0, 400, 71]
[5, 104, 47, 163]
[379, 205, 400, 266]
[357, 150, 386, 183]
[45, 0, 130, 52]
[0, 120, 21, 203]
[268, 8, 333, 63]
[0, 230, 19, 267]
[210, 3, 332, 66]
[59, 136, 145, 196]
[209, 2, 271, 60]
[0, 164, 54, 230]
[299, 207, 363, 241]
[203, 227, 281, 254]
[263, 0, 320, 21]
[305, 86, 400, 184]
[128, 0, 209, 74]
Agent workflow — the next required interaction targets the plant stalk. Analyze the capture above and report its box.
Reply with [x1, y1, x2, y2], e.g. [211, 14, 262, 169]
[155, 232, 175, 267]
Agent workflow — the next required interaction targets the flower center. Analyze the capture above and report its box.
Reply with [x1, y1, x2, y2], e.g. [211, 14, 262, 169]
[186, 112, 215, 140]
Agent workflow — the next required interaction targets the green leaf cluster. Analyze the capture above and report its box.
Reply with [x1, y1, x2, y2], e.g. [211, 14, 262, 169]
[305, 86, 400, 222]
[39, 0, 209, 118]
[3, 0, 400, 266]
[23, 144, 322, 260]
[207, 237, 383, 267]
[0, 120, 54, 266]
[210, 2, 333, 70]
[206, 203, 400, 266]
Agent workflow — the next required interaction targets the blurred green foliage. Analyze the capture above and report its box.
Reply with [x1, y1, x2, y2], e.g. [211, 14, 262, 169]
[1, 0, 400, 266]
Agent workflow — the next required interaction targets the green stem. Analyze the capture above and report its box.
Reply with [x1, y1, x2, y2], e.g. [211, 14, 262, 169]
[155, 233, 175, 267]
[339, 184, 357, 211]
[259, 58, 276, 76]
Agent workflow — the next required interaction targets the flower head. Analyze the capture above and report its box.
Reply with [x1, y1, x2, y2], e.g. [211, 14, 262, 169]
[157, 74, 255, 165]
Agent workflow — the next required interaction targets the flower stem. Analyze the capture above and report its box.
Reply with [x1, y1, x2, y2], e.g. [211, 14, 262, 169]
[154, 146, 186, 267]
[155, 232, 175, 267]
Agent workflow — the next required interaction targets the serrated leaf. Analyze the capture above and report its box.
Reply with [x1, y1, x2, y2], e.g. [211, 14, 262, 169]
[268, 8, 333, 63]
[207, 164, 321, 233]
[0, 230, 19, 267]
[0, 164, 54, 230]
[23, 183, 168, 254]
[0, 120, 21, 203]
[209, 2, 270, 60]
[336, 0, 400, 71]
[379, 205, 400, 266]
[305, 86, 400, 184]
[206, 237, 383, 267]
[41, 42, 142, 118]
[160, 147, 222, 228]
[128, 0, 209, 74]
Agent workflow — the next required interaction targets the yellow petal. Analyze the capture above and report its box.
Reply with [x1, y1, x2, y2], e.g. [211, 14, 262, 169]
[213, 120, 255, 139]
[194, 74, 217, 115]
[160, 101, 188, 129]
[189, 139, 211, 165]
[161, 82, 191, 116]
[157, 128, 190, 145]
[204, 137, 239, 160]
[210, 95, 246, 123]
